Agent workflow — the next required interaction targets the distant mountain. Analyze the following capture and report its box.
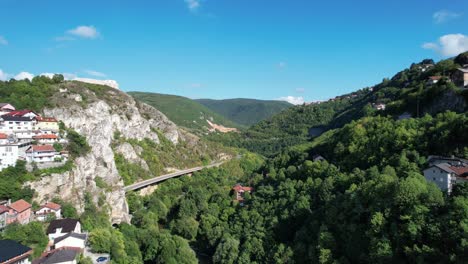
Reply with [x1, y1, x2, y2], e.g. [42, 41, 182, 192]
[195, 98, 293, 126]
[128, 92, 240, 133]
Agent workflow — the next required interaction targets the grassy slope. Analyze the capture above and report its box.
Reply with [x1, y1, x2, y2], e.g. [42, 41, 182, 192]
[196, 98, 293, 126]
[129, 92, 241, 132]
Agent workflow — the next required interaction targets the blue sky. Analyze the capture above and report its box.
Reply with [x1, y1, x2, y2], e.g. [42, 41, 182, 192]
[1, 0, 467, 104]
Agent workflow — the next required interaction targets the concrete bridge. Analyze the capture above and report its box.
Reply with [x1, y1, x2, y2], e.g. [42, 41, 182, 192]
[123, 162, 224, 192]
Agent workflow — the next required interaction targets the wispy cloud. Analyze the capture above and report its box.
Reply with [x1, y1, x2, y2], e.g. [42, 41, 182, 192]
[0, 36, 8, 45]
[433, 10, 461, 24]
[68, 25, 100, 39]
[84, 69, 106, 77]
[185, 0, 201, 12]
[277, 96, 304, 105]
[56, 25, 100, 42]
[422, 33, 468, 56]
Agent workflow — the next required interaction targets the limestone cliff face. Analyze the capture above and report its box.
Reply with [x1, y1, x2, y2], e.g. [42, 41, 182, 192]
[27, 83, 188, 224]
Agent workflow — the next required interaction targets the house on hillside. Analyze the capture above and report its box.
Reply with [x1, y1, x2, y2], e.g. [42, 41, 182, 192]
[423, 162, 468, 193]
[0, 133, 20, 171]
[312, 154, 326, 162]
[47, 219, 82, 241]
[3, 110, 39, 119]
[0, 115, 36, 140]
[33, 134, 58, 144]
[232, 184, 253, 202]
[427, 76, 441, 86]
[0, 240, 32, 264]
[452, 66, 468, 88]
[33, 248, 79, 264]
[35, 202, 62, 222]
[373, 103, 386, 111]
[53, 233, 87, 250]
[0, 103, 16, 115]
[6, 199, 32, 225]
[25, 145, 59, 163]
[35, 117, 59, 132]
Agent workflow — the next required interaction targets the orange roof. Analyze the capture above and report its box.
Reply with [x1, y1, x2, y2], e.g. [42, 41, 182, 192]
[9, 199, 31, 213]
[33, 134, 58, 139]
[0, 133, 7, 139]
[451, 166, 468, 177]
[41, 202, 61, 210]
[26, 145, 56, 152]
[232, 184, 253, 192]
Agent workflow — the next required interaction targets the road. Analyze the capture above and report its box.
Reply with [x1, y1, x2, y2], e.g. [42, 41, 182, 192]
[123, 162, 224, 192]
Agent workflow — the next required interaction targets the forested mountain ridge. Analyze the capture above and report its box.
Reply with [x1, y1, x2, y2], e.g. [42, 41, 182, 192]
[196, 98, 293, 126]
[207, 53, 468, 157]
[129, 92, 242, 133]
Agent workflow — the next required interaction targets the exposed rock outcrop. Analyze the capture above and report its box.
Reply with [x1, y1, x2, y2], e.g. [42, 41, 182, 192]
[27, 83, 188, 224]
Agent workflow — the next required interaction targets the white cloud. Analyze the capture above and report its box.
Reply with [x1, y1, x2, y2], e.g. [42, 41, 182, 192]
[14, 72, 34, 81]
[423, 34, 468, 56]
[277, 96, 305, 105]
[40, 73, 55, 78]
[63, 73, 78, 80]
[84, 69, 106, 77]
[0, 36, 7, 45]
[0, 69, 10, 81]
[433, 10, 461, 24]
[67, 25, 99, 39]
[185, 0, 200, 12]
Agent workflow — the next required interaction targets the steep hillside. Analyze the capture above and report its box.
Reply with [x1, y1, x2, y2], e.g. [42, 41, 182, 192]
[0, 77, 231, 224]
[208, 54, 468, 157]
[196, 98, 293, 126]
[129, 92, 241, 133]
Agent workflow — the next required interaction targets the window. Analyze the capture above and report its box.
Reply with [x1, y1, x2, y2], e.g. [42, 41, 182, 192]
[433, 177, 436, 181]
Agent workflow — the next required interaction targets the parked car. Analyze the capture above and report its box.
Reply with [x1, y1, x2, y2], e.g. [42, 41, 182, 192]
[97, 256, 108, 263]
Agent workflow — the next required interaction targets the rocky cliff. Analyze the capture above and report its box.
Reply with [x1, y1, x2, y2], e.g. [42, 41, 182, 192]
[27, 82, 199, 224]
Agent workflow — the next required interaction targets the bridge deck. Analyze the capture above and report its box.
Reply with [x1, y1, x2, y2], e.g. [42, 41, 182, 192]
[123, 162, 223, 192]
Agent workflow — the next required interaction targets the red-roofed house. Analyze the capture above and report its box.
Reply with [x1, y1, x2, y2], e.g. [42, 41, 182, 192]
[6, 199, 32, 225]
[25, 145, 59, 163]
[33, 134, 58, 144]
[232, 184, 253, 201]
[35, 202, 62, 222]
[3, 109, 38, 118]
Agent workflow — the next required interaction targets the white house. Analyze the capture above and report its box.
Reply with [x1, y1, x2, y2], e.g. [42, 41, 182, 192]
[47, 219, 82, 241]
[25, 145, 58, 163]
[35, 202, 62, 222]
[373, 103, 386, 111]
[423, 163, 468, 193]
[427, 76, 441, 86]
[53, 233, 87, 250]
[0, 115, 36, 140]
[0, 133, 20, 171]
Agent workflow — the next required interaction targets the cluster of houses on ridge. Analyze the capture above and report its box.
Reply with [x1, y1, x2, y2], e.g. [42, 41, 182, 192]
[0, 218, 89, 264]
[0, 103, 68, 171]
[0, 199, 62, 230]
[371, 64, 468, 112]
